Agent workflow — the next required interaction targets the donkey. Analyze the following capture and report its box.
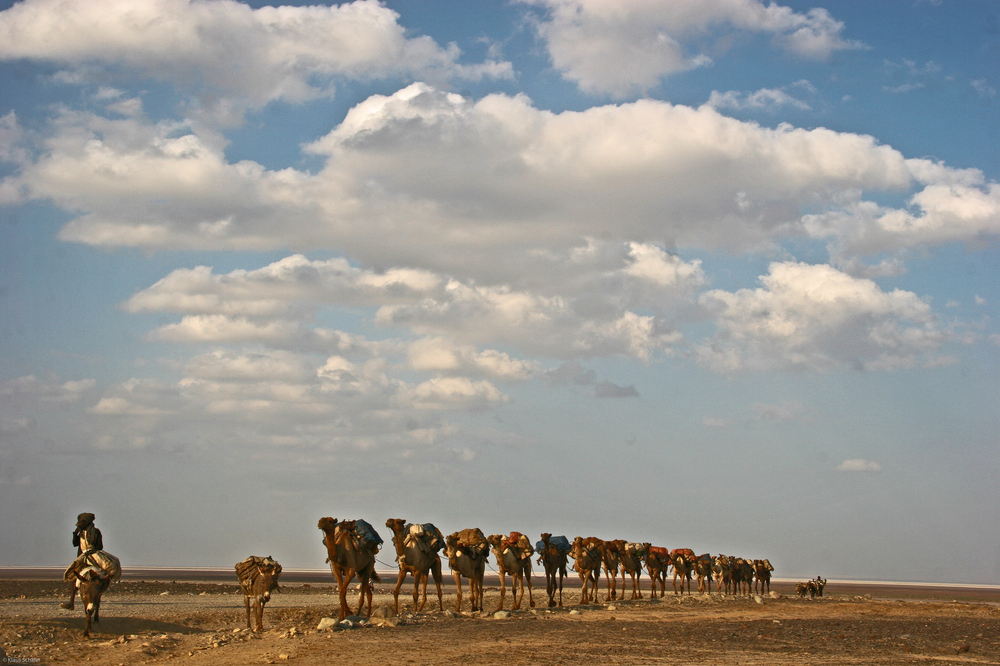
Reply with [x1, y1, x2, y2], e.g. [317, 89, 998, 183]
[75, 567, 112, 638]
[242, 563, 280, 632]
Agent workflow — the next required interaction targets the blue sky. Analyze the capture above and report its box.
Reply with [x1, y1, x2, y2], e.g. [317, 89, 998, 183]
[0, 0, 997, 585]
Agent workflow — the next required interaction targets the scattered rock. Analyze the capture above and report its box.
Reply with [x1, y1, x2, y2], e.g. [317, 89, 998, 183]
[568, 610, 581, 616]
[769, 591, 781, 599]
[316, 618, 338, 631]
[493, 610, 510, 620]
[606, 605, 617, 611]
[954, 642, 971, 654]
[370, 605, 395, 619]
[753, 596, 763, 605]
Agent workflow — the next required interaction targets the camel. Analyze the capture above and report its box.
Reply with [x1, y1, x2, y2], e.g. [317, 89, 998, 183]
[732, 557, 754, 596]
[617, 542, 645, 600]
[712, 554, 733, 596]
[753, 559, 774, 595]
[318, 517, 382, 620]
[692, 554, 713, 595]
[569, 537, 603, 605]
[642, 544, 670, 598]
[669, 552, 693, 595]
[598, 540, 622, 601]
[536, 533, 570, 608]
[487, 533, 535, 611]
[444, 529, 489, 613]
[385, 518, 445, 614]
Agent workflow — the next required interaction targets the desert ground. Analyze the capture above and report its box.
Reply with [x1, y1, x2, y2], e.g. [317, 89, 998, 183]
[1, 571, 998, 665]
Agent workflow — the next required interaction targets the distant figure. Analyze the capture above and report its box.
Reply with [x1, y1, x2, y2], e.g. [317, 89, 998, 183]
[61, 512, 121, 610]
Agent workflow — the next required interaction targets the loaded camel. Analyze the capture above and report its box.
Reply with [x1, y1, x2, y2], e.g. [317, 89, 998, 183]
[669, 549, 694, 595]
[733, 557, 755, 596]
[642, 544, 670, 598]
[692, 554, 714, 595]
[753, 559, 774, 595]
[598, 540, 623, 601]
[487, 532, 535, 611]
[318, 517, 382, 620]
[618, 542, 645, 600]
[569, 537, 604, 605]
[444, 528, 489, 613]
[385, 518, 445, 614]
[712, 554, 733, 596]
[536, 533, 570, 608]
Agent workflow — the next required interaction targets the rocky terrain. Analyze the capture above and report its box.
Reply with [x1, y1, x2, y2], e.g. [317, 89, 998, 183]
[2, 578, 998, 664]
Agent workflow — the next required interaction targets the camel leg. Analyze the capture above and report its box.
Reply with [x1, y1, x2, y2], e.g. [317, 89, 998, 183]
[453, 572, 463, 612]
[474, 576, 481, 612]
[512, 574, 522, 610]
[353, 577, 364, 616]
[336, 569, 352, 620]
[495, 571, 507, 612]
[416, 573, 427, 612]
[526, 570, 535, 608]
[431, 560, 444, 611]
[244, 595, 252, 630]
[392, 569, 407, 615]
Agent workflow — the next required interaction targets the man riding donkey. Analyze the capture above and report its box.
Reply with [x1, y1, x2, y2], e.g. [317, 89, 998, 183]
[61, 512, 121, 610]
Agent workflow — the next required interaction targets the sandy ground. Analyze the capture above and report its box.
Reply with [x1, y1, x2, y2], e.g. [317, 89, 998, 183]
[1, 576, 998, 665]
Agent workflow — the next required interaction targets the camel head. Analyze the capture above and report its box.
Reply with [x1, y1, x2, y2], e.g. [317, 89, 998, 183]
[317, 517, 339, 534]
[385, 518, 405, 534]
[486, 534, 503, 550]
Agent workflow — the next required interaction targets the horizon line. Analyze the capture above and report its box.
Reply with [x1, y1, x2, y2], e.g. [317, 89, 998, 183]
[1, 566, 997, 590]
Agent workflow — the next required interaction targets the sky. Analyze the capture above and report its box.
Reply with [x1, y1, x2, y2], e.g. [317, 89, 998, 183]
[0, 0, 997, 585]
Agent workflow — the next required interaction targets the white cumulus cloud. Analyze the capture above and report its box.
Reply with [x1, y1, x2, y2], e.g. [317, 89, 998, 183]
[696, 261, 954, 372]
[0, 0, 512, 116]
[525, 0, 863, 97]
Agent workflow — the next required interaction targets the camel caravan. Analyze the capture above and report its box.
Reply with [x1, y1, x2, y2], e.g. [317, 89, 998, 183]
[311, 517, 788, 623]
[61, 511, 792, 637]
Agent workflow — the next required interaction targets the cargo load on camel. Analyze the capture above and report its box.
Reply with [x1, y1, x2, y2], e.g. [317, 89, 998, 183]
[352, 519, 383, 552]
[454, 527, 488, 551]
[501, 531, 533, 554]
[403, 522, 445, 554]
[537, 535, 571, 554]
